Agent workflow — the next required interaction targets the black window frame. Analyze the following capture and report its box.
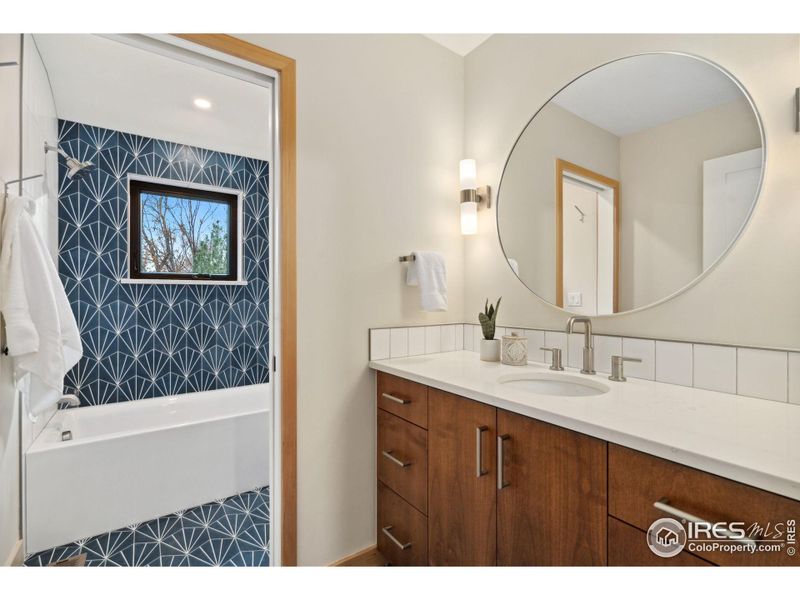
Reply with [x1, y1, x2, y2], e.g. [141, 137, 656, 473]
[128, 179, 239, 282]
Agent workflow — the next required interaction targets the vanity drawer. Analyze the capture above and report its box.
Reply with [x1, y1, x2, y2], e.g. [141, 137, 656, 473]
[377, 409, 428, 514]
[378, 482, 428, 566]
[608, 517, 711, 567]
[609, 444, 800, 566]
[377, 372, 428, 429]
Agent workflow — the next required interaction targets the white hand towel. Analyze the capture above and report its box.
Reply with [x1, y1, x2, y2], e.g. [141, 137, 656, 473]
[0, 193, 83, 415]
[406, 251, 447, 311]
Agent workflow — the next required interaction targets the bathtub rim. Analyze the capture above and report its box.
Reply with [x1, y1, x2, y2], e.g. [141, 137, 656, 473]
[27, 383, 271, 454]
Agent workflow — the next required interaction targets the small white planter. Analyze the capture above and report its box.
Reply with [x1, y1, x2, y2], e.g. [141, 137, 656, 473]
[480, 339, 501, 362]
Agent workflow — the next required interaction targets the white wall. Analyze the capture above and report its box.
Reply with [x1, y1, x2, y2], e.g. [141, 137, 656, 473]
[0, 33, 22, 567]
[239, 34, 465, 565]
[618, 98, 762, 310]
[499, 102, 619, 302]
[465, 34, 800, 350]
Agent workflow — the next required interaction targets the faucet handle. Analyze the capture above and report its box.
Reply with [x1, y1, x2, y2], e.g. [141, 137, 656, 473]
[540, 347, 565, 371]
[608, 355, 642, 382]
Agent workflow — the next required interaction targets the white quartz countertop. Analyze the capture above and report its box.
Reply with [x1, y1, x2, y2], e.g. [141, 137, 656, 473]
[369, 351, 800, 501]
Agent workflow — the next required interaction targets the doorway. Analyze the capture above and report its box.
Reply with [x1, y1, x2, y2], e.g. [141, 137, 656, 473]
[556, 159, 620, 315]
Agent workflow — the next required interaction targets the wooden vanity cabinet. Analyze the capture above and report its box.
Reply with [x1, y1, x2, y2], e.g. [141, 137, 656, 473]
[608, 444, 800, 567]
[496, 409, 607, 565]
[375, 372, 800, 567]
[428, 388, 498, 565]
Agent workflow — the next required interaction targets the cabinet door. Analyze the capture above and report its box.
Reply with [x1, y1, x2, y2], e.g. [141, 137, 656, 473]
[428, 388, 497, 566]
[497, 409, 607, 565]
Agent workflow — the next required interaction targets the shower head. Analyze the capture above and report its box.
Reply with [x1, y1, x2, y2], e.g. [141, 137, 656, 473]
[64, 156, 94, 179]
[44, 142, 94, 179]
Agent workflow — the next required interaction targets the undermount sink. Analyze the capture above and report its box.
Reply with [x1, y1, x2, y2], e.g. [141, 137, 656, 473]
[498, 372, 610, 397]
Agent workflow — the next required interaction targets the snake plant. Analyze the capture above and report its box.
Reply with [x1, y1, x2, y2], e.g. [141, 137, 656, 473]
[479, 297, 502, 340]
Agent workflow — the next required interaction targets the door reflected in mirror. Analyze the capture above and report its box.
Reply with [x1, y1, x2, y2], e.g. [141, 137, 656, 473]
[497, 53, 764, 316]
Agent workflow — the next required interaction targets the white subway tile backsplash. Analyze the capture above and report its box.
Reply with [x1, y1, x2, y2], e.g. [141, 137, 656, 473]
[737, 348, 788, 402]
[369, 323, 800, 409]
[594, 335, 622, 374]
[370, 329, 390, 361]
[454, 324, 464, 351]
[408, 327, 426, 356]
[390, 328, 408, 359]
[441, 325, 456, 352]
[789, 353, 800, 406]
[656, 341, 693, 387]
[425, 326, 442, 354]
[621, 338, 655, 380]
[567, 333, 584, 369]
[463, 325, 474, 351]
[524, 329, 545, 363]
[473, 325, 482, 353]
[544, 331, 568, 359]
[693, 344, 736, 394]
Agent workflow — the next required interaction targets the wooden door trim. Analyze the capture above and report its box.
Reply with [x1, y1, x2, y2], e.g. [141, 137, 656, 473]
[176, 34, 297, 566]
[555, 159, 620, 313]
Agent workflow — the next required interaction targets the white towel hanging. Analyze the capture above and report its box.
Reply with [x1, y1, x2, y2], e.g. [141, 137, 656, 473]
[0, 192, 83, 416]
[406, 251, 448, 312]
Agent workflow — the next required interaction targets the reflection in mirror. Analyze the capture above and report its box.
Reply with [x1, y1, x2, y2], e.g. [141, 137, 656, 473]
[497, 53, 764, 316]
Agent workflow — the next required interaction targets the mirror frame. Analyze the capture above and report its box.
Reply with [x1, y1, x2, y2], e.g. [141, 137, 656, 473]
[496, 51, 767, 317]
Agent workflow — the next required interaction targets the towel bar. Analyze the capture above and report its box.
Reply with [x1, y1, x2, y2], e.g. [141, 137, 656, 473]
[3, 173, 44, 194]
[398, 255, 416, 262]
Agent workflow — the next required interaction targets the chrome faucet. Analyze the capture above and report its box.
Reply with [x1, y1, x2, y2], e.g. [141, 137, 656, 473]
[566, 317, 595, 375]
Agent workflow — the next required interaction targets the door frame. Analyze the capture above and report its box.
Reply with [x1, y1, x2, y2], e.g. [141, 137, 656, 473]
[176, 34, 297, 566]
[555, 158, 620, 314]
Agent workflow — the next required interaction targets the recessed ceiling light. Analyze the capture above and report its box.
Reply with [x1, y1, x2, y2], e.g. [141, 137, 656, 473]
[193, 98, 212, 110]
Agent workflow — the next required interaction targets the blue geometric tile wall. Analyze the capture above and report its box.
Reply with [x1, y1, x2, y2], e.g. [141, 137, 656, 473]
[57, 120, 270, 405]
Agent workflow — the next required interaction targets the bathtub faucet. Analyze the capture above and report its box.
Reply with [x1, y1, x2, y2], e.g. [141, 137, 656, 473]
[58, 394, 81, 409]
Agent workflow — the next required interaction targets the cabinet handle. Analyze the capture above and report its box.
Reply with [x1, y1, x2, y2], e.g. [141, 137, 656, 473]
[653, 497, 758, 550]
[381, 525, 411, 550]
[497, 434, 510, 489]
[381, 450, 411, 468]
[475, 426, 489, 477]
[382, 392, 410, 405]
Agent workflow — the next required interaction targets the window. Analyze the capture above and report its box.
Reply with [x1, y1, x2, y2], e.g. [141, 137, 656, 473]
[129, 179, 239, 281]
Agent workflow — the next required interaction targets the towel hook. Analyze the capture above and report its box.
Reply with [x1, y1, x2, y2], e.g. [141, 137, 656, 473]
[398, 254, 416, 262]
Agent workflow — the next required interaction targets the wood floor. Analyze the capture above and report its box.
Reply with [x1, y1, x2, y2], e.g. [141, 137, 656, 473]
[330, 545, 387, 567]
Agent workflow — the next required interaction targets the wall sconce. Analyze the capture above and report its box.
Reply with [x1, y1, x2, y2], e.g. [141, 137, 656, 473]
[459, 159, 490, 235]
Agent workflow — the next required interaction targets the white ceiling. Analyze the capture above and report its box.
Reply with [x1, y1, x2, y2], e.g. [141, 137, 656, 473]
[424, 34, 492, 57]
[552, 53, 746, 137]
[33, 34, 271, 161]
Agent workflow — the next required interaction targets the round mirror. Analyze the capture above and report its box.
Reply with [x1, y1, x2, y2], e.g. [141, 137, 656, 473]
[497, 53, 764, 316]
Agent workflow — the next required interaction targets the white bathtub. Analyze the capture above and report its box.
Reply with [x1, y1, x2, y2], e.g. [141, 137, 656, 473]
[25, 384, 270, 554]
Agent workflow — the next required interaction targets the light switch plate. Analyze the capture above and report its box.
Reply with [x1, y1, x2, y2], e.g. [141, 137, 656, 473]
[567, 292, 582, 307]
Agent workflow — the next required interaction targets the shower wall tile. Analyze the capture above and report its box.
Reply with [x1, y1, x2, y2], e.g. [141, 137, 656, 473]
[58, 120, 270, 405]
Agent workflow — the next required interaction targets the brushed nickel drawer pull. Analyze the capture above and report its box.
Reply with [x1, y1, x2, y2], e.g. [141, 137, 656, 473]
[653, 497, 758, 550]
[382, 392, 410, 405]
[476, 426, 489, 477]
[382, 450, 411, 468]
[381, 525, 411, 550]
[497, 434, 510, 489]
